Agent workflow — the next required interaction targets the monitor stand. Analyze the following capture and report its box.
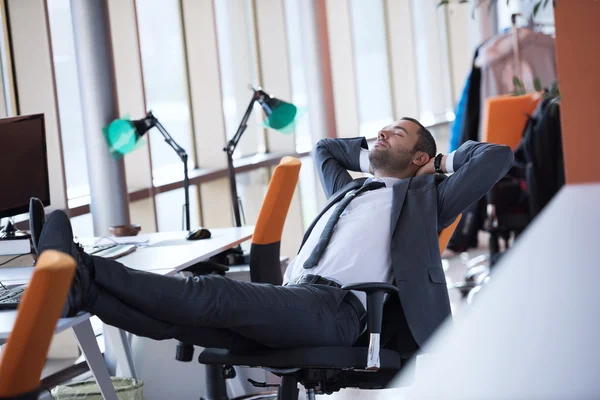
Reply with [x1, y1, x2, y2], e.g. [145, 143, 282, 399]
[0, 218, 31, 240]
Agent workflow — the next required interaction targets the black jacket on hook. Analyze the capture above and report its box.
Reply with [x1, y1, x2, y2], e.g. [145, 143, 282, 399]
[514, 95, 564, 219]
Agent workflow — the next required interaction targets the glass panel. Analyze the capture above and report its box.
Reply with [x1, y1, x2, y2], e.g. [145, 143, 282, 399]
[47, 0, 90, 199]
[497, 1, 555, 35]
[136, 0, 195, 172]
[349, 0, 394, 137]
[430, 123, 451, 155]
[214, 0, 264, 158]
[284, 0, 315, 152]
[71, 212, 94, 238]
[129, 198, 157, 233]
[155, 186, 200, 232]
[235, 168, 269, 227]
[411, 0, 454, 125]
[297, 156, 325, 231]
[198, 178, 233, 229]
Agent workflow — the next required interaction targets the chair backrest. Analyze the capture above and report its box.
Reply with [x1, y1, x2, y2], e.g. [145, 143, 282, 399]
[482, 93, 541, 150]
[438, 214, 462, 255]
[0, 250, 76, 398]
[249, 156, 302, 284]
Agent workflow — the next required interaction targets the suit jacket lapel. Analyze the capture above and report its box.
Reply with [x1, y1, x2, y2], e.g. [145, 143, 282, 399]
[390, 178, 411, 236]
[298, 178, 366, 252]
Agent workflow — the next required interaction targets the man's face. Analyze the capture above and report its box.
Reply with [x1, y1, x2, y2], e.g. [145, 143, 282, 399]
[369, 119, 420, 172]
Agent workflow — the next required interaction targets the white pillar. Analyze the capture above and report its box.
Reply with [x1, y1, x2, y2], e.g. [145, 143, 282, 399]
[70, 0, 130, 236]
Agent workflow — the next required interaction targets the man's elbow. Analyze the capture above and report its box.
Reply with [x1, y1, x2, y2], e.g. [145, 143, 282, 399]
[498, 144, 514, 170]
[489, 144, 514, 178]
[314, 138, 332, 153]
[313, 139, 328, 157]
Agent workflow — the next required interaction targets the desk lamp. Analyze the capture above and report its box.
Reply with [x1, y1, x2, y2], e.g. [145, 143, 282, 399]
[225, 85, 302, 227]
[103, 111, 192, 231]
[104, 87, 302, 234]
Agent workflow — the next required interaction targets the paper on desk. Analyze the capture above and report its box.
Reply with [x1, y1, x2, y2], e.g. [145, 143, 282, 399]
[94, 234, 151, 246]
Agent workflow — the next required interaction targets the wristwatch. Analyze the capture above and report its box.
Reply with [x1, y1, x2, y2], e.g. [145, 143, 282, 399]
[434, 153, 444, 174]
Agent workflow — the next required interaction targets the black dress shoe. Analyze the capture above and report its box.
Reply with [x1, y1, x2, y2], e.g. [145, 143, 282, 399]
[37, 210, 94, 317]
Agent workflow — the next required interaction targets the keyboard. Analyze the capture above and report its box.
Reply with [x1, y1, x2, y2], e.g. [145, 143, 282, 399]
[0, 285, 26, 310]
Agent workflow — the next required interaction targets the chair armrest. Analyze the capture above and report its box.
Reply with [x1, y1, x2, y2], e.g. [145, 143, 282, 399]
[342, 282, 398, 370]
[342, 282, 398, 334]
[342, 282, 399, 295]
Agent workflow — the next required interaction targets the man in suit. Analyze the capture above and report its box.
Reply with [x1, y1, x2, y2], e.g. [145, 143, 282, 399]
[38, 117, 513, 352]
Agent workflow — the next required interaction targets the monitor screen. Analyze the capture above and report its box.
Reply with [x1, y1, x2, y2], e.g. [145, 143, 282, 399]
[0, 114, 50, 219]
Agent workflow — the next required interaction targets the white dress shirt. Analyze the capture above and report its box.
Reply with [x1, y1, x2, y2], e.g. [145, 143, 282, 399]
[283, 147, 456, 309]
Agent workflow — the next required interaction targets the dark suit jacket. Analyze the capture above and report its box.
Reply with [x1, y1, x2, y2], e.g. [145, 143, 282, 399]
[301, 138, 514, 351]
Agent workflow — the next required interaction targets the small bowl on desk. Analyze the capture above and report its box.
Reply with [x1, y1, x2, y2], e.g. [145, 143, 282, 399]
[109, 224, 141, 237]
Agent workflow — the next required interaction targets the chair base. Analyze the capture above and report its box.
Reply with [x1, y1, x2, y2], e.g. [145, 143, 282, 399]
[199, 347, 411, 399]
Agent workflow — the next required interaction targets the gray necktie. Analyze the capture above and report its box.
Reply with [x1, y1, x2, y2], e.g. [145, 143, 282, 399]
[303, 179, 386, 269]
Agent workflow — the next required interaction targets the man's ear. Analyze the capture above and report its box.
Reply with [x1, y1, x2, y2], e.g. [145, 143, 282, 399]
[412, 151, 430, 167]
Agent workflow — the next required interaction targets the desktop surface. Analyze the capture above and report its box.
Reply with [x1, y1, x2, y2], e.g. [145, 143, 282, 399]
[78, 226, 254, 275]
[0, 227, 254, 334]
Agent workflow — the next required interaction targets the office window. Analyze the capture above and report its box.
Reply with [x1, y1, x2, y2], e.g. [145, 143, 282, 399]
[297, 155, 325, 231]
[214, 0, 264, 158]
[136, 0, 195, 174]
[349, 0, 394, 137]
[47, 0, 91, 200]
[234, 167, 269, 256]
[71, 212, 94, 238]
[411, 0, 455, 125]
[155, 186, 200, 232]
[284, 0, 328, 152]
[497, 1, 555, 35]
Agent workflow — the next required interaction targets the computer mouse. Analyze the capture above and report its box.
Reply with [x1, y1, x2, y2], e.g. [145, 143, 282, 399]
[186, 227, 211, 241]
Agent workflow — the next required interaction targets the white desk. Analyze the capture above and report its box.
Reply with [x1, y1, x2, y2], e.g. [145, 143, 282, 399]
[90, 227, 254, 275]
[0, 226, 253, 400]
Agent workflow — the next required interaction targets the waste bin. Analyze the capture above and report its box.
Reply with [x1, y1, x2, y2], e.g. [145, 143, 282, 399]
[51, 377, 144, 399]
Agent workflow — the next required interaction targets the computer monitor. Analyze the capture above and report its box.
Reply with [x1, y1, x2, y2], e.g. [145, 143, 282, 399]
[0, 114, 50, 238]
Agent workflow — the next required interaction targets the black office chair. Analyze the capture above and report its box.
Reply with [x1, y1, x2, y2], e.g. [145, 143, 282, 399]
[198, 283, 412, 400]
[175, 157, 302, 399]
[197, 218, 462, 400]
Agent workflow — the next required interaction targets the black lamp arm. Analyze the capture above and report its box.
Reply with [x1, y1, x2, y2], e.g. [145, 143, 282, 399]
[150, 116, 188, 162]
[223, 88, 263, 229]
[145, 112, 191, 231]
[224, 91, 260, 156]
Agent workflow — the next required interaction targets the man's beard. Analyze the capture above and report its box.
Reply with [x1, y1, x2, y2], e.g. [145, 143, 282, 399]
[369, 148, 414, 173]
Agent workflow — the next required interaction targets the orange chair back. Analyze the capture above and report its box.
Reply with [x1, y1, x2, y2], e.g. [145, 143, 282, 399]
[482, 93, 541, 150]
[252, 156, 302, 246]
[438, 214, 462, 255]
[0, 251, 76, 398]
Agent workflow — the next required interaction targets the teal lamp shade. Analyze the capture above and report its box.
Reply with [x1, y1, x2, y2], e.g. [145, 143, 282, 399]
[102, 117, 147, 158]
[257, 92, 305, 134]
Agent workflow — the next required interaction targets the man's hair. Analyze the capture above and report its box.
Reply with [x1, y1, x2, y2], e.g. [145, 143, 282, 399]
[401, 117, 437, 158]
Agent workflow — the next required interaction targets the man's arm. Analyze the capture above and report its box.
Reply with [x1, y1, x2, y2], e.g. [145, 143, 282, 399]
[435, 140, 514, 228]
[314, 137, 369, 198]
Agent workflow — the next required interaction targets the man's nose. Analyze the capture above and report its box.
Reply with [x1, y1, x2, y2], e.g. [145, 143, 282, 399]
[378, 130, 388, 140]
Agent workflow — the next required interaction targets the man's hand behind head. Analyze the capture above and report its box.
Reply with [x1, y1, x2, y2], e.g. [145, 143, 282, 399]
[415, 154, 448, 177]
[415, 157, 435, 177]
